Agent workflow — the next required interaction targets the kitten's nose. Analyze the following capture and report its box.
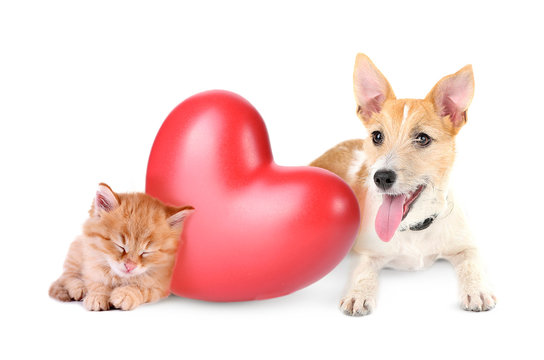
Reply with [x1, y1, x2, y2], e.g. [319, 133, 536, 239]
[124, 260, 136, 273]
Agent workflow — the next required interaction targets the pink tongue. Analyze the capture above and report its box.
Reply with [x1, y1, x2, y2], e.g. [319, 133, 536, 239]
[375, 194, 406, 242]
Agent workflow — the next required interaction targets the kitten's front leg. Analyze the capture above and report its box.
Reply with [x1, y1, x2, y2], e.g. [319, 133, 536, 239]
[142, 286, 170, 304]
[49, 275, 86, 302]
[50, 239, 87, 302]
[110, 286, 145, 311]
[83, 282, 112, 311]
[340, 254, 385, 316]
[446, 247, 496, 312]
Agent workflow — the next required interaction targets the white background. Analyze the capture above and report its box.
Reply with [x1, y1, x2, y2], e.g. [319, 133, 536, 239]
[1, 0, 542, 359]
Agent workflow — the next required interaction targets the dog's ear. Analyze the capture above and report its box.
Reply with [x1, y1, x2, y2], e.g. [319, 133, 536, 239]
[426, 65, 474, 133]
[353, 53, 396, 122]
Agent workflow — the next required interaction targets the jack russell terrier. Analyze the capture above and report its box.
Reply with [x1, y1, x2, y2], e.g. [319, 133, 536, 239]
[311, 54, 496, 316]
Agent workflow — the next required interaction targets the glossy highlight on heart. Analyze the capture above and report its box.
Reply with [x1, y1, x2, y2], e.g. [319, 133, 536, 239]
[146, 90, 360, 301]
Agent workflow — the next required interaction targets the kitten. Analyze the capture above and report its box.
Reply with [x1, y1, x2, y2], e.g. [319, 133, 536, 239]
[49, 183, 193, 311]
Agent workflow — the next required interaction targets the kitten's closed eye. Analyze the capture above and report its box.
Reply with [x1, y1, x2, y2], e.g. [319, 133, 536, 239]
[113, 243, 126, 253]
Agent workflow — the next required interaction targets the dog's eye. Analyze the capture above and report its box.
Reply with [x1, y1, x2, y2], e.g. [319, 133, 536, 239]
[415, 133, 432, 147]
[372, 131, 384, 146]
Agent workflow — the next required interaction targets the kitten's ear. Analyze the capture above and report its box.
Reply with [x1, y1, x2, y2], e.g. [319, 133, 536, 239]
[353, 53, 396, 122]
[426, 65, 474, 132]
[167, 206, 195, 229]
[93, 183, 120, 216]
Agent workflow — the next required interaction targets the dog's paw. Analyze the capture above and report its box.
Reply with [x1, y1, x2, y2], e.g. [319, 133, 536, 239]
[461, 290, 496, 312]
[110, 287, 142, 311]
[340, 292, 375, 316]
[83, 293, 110, 311]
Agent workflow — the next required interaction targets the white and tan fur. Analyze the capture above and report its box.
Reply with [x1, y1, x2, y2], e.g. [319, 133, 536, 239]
[311, 54, 496, 316]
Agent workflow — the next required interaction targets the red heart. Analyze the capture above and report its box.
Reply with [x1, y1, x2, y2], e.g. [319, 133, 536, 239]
[146, 90, 360, 301]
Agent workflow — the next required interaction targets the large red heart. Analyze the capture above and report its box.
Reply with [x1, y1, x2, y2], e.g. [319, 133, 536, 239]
[146, 90, 360, 301]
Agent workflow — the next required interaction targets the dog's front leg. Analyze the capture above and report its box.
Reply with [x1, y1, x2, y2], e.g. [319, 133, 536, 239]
[446, 248, 496, 312]
[340, 254, 385, 316]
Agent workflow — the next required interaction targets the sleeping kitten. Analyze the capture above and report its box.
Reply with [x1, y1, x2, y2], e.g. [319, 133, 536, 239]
[49, 183, 193, 311]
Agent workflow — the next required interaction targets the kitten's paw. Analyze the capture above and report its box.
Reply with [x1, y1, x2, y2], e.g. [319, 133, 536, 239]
[461, 289, 496, 312]
[110, 287, 142, 311]
[49, 280, 71, 302]
[83, 294, 110, 311]
[64, 278, 86, 301]
[340, 292, 375, 316]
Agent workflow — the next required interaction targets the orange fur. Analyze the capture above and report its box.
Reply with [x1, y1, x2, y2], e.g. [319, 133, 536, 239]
[49, 184, 193, 311]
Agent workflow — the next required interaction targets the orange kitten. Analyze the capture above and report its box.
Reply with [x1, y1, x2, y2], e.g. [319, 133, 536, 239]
[49, 183, 193, 311]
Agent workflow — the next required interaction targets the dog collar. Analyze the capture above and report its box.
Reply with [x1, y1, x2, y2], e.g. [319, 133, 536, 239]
[399, 214, 438, 232]
[409, 215, 436, 231]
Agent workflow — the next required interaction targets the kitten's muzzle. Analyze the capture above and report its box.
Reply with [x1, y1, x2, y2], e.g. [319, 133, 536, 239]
[124, 260, 137, 273]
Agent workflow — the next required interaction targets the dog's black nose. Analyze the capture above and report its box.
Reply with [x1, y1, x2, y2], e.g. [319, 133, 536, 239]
[374, 170, 396, 191]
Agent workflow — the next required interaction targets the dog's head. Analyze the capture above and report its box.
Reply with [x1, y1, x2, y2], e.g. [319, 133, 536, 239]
[353, 54, 474, 242]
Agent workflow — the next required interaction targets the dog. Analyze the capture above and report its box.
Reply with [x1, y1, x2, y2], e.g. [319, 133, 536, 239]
[311, 54, 496, 316]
